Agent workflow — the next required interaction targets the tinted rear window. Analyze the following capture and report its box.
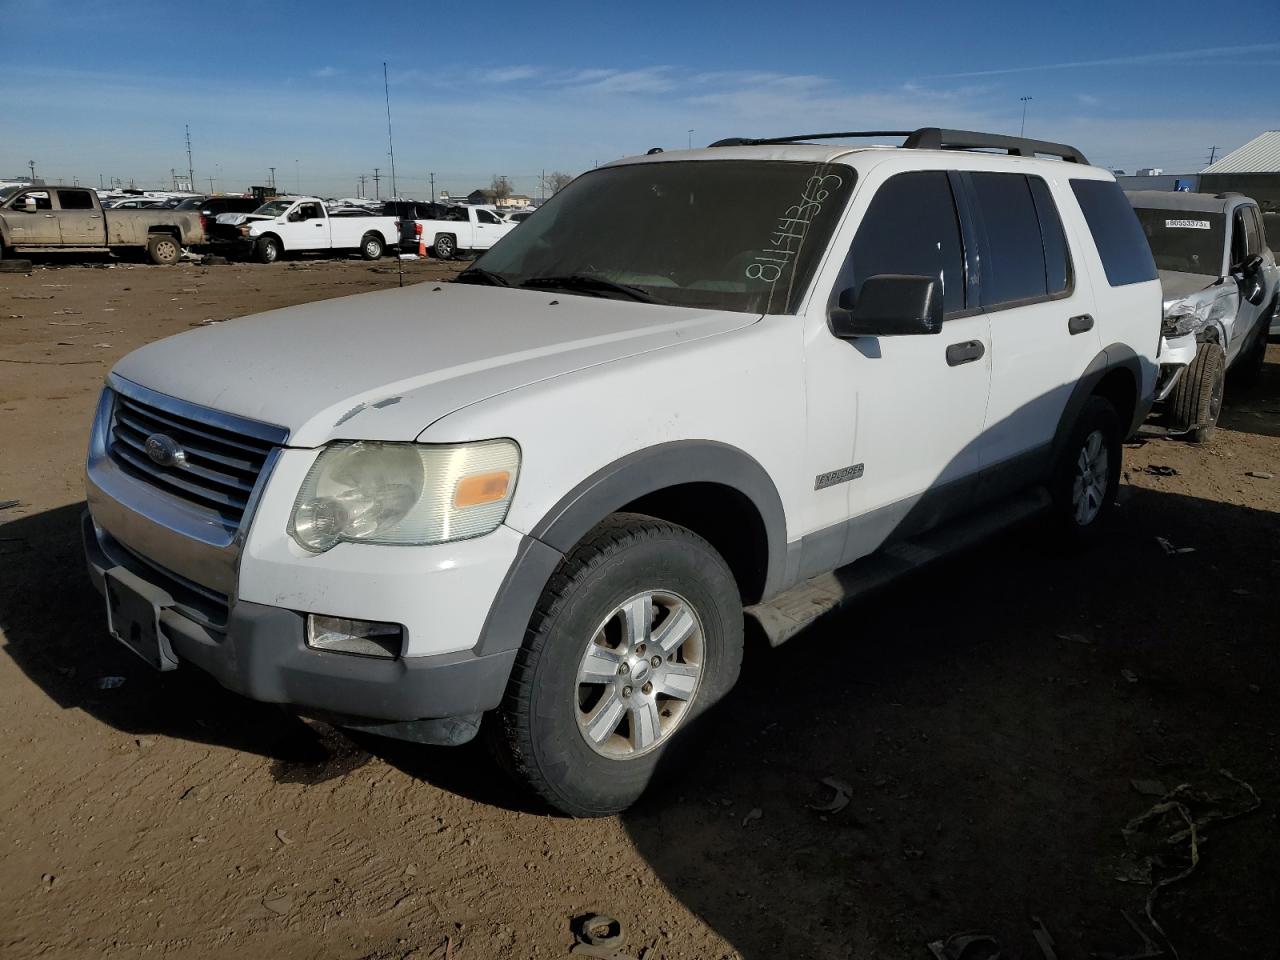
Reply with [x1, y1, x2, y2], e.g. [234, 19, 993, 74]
[970, 172, 1047, 306]
[1029, 178, 1071, 295]
[1070, 180, 1157, 286]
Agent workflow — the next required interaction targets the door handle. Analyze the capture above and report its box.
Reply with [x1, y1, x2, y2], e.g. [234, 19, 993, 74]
[44, 214, 55, 218]
[314, 223, 323, 227]
[1068, 313, 1094, 335]
[945, 340, 985, 366]
[89, 215, 101, 219]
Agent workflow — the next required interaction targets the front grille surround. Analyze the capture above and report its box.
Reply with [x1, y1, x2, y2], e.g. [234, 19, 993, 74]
[104, 381, 288, 531]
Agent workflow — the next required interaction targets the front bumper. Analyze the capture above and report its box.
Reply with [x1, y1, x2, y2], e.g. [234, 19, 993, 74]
[1154, 332, 1198, 402]
[83, 511, 517, 722]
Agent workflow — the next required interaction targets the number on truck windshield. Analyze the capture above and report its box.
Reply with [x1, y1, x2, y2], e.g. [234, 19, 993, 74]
[469, 160, 855, 314]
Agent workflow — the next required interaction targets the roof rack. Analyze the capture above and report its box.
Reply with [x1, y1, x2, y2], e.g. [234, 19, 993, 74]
[707, 127, 1088, 164]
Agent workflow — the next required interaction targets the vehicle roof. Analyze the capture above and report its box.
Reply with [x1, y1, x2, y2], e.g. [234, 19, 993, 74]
[602, 143, 1114, 179]
[1124, 190, 1247, 214]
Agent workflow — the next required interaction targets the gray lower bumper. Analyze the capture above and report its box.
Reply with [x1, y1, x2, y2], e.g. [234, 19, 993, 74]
[82, 511, 516, 725]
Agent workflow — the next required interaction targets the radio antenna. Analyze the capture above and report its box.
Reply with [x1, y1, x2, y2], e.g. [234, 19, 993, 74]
[383, 61, 403, 288]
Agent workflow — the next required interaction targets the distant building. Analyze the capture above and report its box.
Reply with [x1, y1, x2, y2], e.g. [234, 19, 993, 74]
[1198, 130, 1280, 236]
[1136, 167, 1164, 177]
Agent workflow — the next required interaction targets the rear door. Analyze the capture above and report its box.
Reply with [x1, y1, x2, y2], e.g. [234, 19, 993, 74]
[964, 171, 1100, 495]
[54, 188, 103, 245]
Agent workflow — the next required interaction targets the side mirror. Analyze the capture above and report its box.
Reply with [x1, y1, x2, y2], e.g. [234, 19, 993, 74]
[830, 275, 944, 339]
[21, 196, 38, 213]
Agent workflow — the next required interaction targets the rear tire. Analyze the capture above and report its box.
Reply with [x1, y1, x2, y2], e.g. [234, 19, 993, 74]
[360, 233, 384, 261]
[146, 234, 181, 266]
[489, 513, 744, 817]
[433, 233, 456, 260]
[1168, 342, 1225, 443]
[1051, 396, 1122, 543]
[255, 235, 281, 264]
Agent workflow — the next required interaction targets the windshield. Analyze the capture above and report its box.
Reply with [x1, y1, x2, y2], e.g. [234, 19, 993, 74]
[1133, 208, 1225, 276]
[468, 160, 855, 313]
[252, 200, 293, 217]
[0, 185, 22, 204]
[174, 196, 208, 210]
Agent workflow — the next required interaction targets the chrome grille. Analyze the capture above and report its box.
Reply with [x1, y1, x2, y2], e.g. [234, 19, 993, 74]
[106, 388, 286, 528]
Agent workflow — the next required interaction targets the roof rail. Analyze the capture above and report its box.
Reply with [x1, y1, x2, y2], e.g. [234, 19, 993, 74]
[707, 127, 1089, 164]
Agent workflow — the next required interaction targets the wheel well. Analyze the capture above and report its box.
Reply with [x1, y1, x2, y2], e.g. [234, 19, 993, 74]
[362, 231, 380, 242]
[1094, 366, 1137, 429]
[620, 482, 769, 604]
[147, 227, 179, 239]
[259, 232, 281, 247]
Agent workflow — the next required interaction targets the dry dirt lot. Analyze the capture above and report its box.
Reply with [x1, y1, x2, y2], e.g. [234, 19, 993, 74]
[1, 260, 1278, 960]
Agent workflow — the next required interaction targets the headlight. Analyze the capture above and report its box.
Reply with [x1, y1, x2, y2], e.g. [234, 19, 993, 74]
[288, 439, 520, 552]
[1162, 290, 1237, 338]
[238, 224, 251, 236]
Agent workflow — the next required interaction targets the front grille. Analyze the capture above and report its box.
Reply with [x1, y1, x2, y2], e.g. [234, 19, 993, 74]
[107, 390, 283, 529]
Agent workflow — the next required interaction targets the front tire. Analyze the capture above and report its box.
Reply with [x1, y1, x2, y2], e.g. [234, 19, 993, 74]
[1168, 342, 1225, 443]
[146, 234, 181, 266]
[360, 233, 384, 261]
[490, 514, 744, 817]
[1052, 396, 1122, 542]
[255, 235, 281, 264]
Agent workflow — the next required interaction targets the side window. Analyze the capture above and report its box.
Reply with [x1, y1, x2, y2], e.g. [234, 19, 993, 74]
[299, 203, 322, 220]
[1028, 177, 1071, 295]
[838, 171, 966, 316]
[476, 209, 500, 224]
[1242, 207, 1261, 257]
[21, 191, 53, 210]
[970, 172, 1048, 305]
[56, 190, 95, 210]
[1231, 210, 1249, 266]
[1069, 179, 1158, 286]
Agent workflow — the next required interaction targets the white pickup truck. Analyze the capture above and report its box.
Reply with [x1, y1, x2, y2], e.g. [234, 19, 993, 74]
[413, 204, 517, 259]
[228, 197, 400, 263]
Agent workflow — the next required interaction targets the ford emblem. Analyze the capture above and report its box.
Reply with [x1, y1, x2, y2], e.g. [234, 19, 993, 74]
[144, 433, 187, 468]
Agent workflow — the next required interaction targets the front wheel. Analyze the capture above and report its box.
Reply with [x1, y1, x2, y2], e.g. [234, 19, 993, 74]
[255, 235, 281, 264]
[1052, 396, 1122, 542]
[360, 233, 384, 261]
[1168, 342, 1225, 443]
[490, 514, 744, 817]
[146, 234, 181, 266]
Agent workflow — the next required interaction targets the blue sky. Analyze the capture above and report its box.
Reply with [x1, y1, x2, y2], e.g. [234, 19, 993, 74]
[3, 0, 1277, 198]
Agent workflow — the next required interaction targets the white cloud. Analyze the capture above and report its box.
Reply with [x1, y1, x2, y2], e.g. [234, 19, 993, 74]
[923, 42, 1280, 79]
[311, 66, 339, 78]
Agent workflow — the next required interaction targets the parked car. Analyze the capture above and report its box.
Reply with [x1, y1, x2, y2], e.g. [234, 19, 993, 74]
[82, 127, 1160, 816]
[1127, 190, 1279, 441]
[0, 184, 204, 264]
[227, 196, 400, 263]
[409, 203, 517, 258]
[173, 194, 262, 237]
[504, 209, 536, 224]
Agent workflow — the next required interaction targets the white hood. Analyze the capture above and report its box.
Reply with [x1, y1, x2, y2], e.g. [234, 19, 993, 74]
[111, 283, 757, 446]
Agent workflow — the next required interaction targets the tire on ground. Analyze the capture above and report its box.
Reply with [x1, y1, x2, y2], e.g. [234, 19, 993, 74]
[489, 513, 744, 817]
[255, 236, 281, 264]
[1051, 395, 1122, 543]
[1168, 341, 1225, 443]
[360, 233, 384, 261]
[433, 234, 456, 260]
[146, 233, 181, 266]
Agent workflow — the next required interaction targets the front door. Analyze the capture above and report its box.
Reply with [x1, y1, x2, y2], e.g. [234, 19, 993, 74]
[472, 208, 505, 249]
[805, 168, 992, 572]
[6, 191, 61, 245]
[54, 189, 102, 245]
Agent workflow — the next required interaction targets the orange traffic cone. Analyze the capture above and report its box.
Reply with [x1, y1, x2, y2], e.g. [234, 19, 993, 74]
[416, 223, 426, 258]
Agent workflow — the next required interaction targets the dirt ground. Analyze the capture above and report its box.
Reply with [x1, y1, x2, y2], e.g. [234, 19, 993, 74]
[1, 259, 1278, 960]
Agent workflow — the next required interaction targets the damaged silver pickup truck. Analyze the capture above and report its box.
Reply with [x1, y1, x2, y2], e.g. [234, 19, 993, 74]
[1128, 190, 1278, 442]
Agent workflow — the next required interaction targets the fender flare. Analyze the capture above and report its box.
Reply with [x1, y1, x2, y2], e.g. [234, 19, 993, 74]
[472, 440, 789, 656]
[1050, 343, 1146, 466]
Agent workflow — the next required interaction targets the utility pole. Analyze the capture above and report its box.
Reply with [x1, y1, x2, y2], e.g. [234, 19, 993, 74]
[208, 176, 215, 192]
[1207, 145, 1220, 166]
[269, 166, 276, 189]
[429, 172, 436, 201]
[358, 174, 368, 198]
[170, 168, 177, 190]
[540, 168, 545, 203]
[1019, 96, 1033, 137]
[99, 174, 104, 190]
[294, 159, 299, 194]
[185, 123, 194, 191]
[28, 160, 36, 182]
[373, 168, 381, 201]
[687, 129, 694, 150]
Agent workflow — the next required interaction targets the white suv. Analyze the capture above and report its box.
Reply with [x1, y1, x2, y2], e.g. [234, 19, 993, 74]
[83, 128, 1161, 816]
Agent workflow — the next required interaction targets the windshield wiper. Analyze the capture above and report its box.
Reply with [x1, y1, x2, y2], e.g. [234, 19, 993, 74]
[454, 267, 510, 287]
[519, 274, 657, 303]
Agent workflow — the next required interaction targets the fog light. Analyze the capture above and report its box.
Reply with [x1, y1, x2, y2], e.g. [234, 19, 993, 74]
[306, 615, 403, 658]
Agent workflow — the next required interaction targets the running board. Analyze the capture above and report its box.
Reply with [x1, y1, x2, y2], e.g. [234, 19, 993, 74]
[746, 487, 1052, 647]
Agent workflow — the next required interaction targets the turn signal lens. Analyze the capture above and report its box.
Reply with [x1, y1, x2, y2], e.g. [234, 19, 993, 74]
[454, 470, 511, 508]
